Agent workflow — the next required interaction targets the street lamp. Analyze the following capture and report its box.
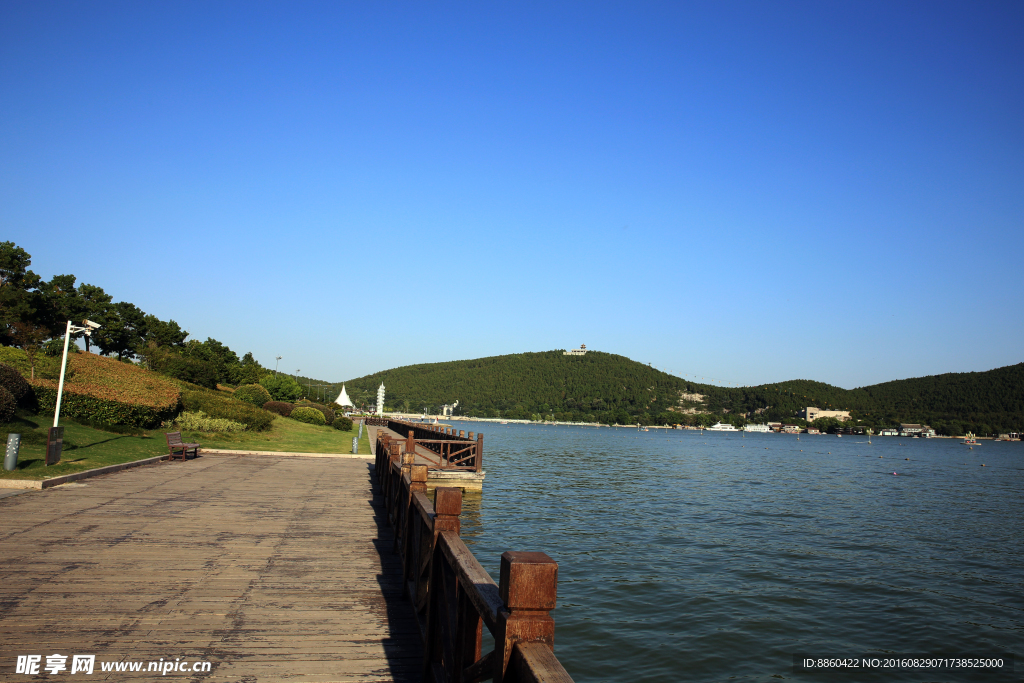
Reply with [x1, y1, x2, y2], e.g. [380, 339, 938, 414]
[49, 319, 101, 466]
[274, 356, 282, 376]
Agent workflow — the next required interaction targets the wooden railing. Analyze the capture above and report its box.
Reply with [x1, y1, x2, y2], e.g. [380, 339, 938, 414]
[375, 436, 574, 683]
[384, 418, 484, 472]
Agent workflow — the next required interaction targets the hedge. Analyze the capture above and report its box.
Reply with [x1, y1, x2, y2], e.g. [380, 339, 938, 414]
[332, 416, 354, 431]
[0, 386, 15, 423]
[29, 353, 181, 428]
[290, 406, 326, 426]
[176, 410, 246, 433]
[233, 383, 272, 407]
[300, 402, 335, 425]
[0, 363, 38, 411]
[263, 401, 293, 417]
[180, 387, 275, 432]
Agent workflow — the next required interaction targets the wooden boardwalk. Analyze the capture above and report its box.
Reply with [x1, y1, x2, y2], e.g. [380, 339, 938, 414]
[0, 454, 421, 682]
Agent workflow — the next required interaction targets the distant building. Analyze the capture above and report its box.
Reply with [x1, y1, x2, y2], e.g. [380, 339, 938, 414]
[879, 428, 899, 436]
[805, 428, 820, 435]
[782, 424, 801, 434]
[563, 344, 588, 356]
[803, 407, 851, 422]
[899, 423, 924, 436]
[767, 422, 782, 432]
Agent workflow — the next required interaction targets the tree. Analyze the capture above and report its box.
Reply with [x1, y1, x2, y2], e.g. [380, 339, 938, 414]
[76, 284, 113, 353]
[0, 241, 44, 346]
[9, 320, 49, 379]
[91, 301, 148, 360]
[260, 374, 302, 401]
[143, 315, 189, 348]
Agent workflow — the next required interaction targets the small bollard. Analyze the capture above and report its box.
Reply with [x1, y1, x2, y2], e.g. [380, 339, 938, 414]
[351, 436, 358, 454]
[4, 434, 20, 471]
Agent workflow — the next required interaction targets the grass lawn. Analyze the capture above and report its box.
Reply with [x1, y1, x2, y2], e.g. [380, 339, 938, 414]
[0, 413, 166, 481]
[185, 416, 373, 455]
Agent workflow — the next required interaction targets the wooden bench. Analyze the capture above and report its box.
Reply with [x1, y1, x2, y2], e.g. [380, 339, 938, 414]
[165, 432, 201, 460]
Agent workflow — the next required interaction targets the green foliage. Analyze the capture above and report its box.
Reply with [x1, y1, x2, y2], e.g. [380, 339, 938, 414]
[0, 386, 15, 423]
[233, 383, 272, 407]
[332, 416, 353, 431]
[174, 410, 246, 432]
[178, 385, 275, 432]
[146, 351, 219, 389]
[300, 402, 335, 425]
[32, 382, 176, 428]
[290, 406, 326, 426]
[262, 401, 294, 417]
[260, 373, 302, 401]
[0, 362, 38, 411]
[344, 351, 1024, 433]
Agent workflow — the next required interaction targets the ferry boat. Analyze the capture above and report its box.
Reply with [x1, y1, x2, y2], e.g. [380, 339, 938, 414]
[707, 422, 738, 432]
[962, 432, 979, 445]
[743, 423, 771, 433]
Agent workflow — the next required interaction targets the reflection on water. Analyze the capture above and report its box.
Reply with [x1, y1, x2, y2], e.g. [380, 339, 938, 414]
[445, 421, 1023, 682]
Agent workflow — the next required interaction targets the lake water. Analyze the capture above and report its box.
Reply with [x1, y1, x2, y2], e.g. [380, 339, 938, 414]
[446, 421, 1023, 682]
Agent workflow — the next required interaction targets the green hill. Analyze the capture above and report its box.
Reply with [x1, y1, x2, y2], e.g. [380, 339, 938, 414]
[341, 351, 1024, 435]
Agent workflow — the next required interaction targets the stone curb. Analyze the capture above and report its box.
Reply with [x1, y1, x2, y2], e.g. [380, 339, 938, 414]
[201, 448, 373, 460]
[0, 454, 171, 490]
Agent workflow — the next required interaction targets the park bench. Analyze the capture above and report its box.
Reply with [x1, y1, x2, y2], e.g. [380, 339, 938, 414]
[165, 432, 201, 461]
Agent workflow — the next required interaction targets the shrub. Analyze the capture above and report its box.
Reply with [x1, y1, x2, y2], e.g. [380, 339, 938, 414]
[0, 363, 38, 412]
[234, 383, 272, 407]
[260, 374, 302, 401]
[290, 406, 326, 426]
[302, 402, 335, 425]
[175, 410, 246, 432]
[332, 416, 354, 431]
[0, 346, 61, 379]
[263, 401, 294, 417]
[179, 386, 275, 432]
[30, 354, 181, 428]
[150, 355, 219, 389]
[0, 386, 15, 423]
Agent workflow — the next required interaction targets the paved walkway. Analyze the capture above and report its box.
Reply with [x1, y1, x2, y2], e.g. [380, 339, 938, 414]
[0, 454, 420, 682]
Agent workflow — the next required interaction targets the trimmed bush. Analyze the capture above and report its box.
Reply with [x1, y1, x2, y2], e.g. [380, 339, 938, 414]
[175, 410, 246, 432]
[0, 386, 15, 423]
[301, 402, 335, 425]
[151, 355, 219, 390]
[29, 353, 181, 428]
[0, 363, 38, 412]
[179, 386, 275, 431]
[263, 401, 294, 417]
[234, 383, 272, 407]
[260, 373, 302, 401]
[290, 406, 326, 426]
[332, 416, 354, 431]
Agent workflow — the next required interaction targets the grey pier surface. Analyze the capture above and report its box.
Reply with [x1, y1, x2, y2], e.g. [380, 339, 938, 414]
[0, 453, 421, 682]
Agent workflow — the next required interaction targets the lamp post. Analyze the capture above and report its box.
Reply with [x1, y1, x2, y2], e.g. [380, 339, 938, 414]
[50, 319, 101, 466]
[275, 356, 282, 376]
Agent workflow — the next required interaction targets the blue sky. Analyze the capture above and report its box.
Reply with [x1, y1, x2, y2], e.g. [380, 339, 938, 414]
[2, 1, 1021, 389]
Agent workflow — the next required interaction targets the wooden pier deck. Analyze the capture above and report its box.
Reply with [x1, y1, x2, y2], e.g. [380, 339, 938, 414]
[0, 453, 421, 682]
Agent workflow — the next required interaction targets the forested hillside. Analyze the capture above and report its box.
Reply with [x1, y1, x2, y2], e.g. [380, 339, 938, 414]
[342, 351, 1024, 435]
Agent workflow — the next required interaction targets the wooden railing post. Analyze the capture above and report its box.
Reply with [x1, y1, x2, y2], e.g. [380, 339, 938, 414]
[407, 430, 415, 454]
[432, 487, 461, 536]
[494, 551, 558, 683]
[476, 434, 484, 473]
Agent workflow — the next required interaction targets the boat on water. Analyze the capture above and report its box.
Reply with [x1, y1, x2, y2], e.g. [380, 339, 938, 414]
[707, 422, 738, 432]
[962, 432, 979, 445]
[743, 423, 771, 433]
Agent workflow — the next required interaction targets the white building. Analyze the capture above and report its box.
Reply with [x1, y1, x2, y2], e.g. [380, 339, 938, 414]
[564, 344, 588, 356]
[376, 383, 385, 415]
[334, 384, 354, 409]
[803, 407, 851, 422]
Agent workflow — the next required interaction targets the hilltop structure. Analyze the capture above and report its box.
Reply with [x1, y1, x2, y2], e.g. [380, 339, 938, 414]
[803, 407, 851, 422]
[334, 384, 354, 408]
[563, 344, 588, 356]
[376, 383, 385, 415]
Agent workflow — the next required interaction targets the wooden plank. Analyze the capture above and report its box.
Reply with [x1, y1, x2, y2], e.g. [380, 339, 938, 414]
[0, 454, 423, 682]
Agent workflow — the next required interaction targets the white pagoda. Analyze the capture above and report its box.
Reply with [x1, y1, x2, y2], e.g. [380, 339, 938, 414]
[376, 383, 385, 415]
[334, 384, 354, 408]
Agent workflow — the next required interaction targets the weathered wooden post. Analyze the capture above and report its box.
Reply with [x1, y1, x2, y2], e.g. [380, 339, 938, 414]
[407, 430, 415, 454]
[459, 430, 465, 438]
[403, 464, 429, 580]
[432, 487, 461, 537]
[494, 552, 559, 683]
[476, 433, 484, 473]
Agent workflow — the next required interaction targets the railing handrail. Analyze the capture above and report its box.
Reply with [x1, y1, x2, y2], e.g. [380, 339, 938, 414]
[374, 432, 574, 683]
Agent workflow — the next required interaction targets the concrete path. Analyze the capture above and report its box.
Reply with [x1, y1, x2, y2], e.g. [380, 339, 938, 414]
[0, 453, 420, 682]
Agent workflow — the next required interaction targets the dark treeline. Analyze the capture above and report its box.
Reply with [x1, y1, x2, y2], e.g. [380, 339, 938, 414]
[344, 351, 1024, 435]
